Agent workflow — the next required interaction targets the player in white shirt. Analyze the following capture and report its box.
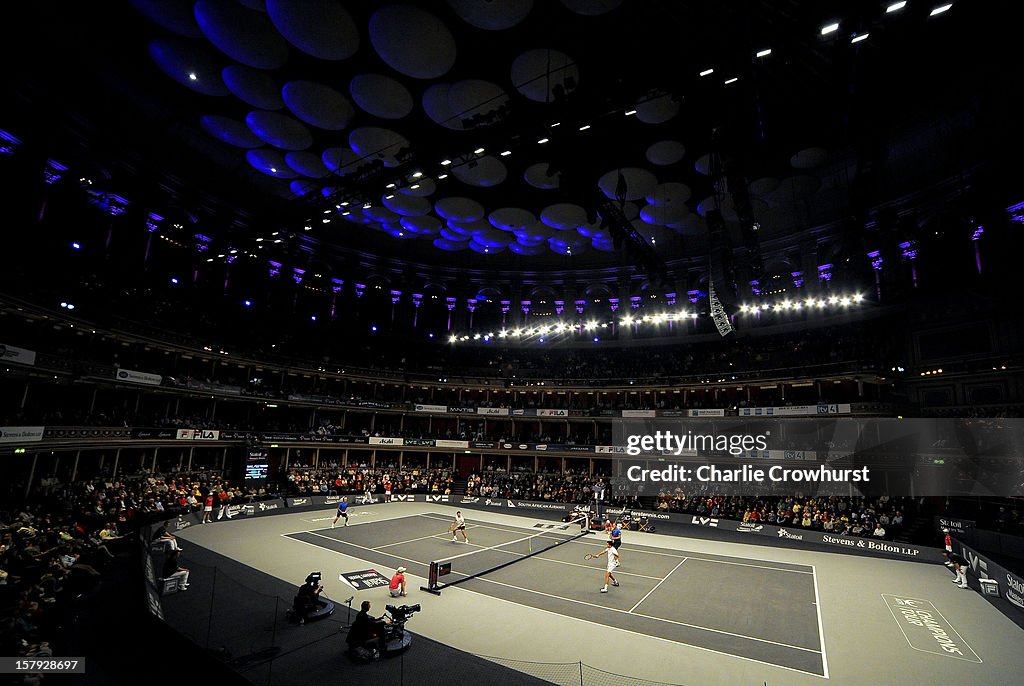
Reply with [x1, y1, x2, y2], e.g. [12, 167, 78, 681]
[451, 511, 469, 543]
[596, 540, 620, 593]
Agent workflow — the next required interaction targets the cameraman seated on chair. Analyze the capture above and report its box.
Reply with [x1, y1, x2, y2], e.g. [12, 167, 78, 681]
[346, 600, 388, 657]
[293, 573, 323, 625]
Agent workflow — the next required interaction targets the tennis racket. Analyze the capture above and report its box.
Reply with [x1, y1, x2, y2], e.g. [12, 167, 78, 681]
[584, 553, 599, 560]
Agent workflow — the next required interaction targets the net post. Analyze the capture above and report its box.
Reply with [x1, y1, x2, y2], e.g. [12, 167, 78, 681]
[420, 561, 442, 595]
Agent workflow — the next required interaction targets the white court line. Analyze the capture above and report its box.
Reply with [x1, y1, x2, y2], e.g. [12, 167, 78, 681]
[811, 565, 830, 679]
[289, 530, 820, 655]
[419, 513, 813, 574]
[280, 529, 826, 678]
[629, 558, 688, 613]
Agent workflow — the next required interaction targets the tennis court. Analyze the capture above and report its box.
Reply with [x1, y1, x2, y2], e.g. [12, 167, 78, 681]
[283, 512, 827, 677]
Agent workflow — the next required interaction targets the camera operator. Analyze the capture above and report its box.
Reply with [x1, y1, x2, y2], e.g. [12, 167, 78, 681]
[346, 600, 388, 657]
[293, 573, 323, 625]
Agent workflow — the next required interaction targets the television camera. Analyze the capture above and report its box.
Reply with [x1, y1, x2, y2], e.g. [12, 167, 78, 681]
[372, 604, 419, 655]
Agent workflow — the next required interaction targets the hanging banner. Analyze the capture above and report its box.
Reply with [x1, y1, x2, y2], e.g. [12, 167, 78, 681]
[0, 344, 36, 366]
[0, 426, 45, 444]
[368, 436, 404, 446]
[115, 368, 163, 386]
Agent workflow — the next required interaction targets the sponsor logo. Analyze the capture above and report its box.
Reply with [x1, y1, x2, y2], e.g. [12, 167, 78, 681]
[535, 444, 548, 451]
[867, 540, 920, 556]
[1006, 575, 1024, 609]
[777, 528, 804, 541]
[513, 501, 567, 510]
[883, 595, 981, 661]
[369, 436, 403, 445]
[391, 494, 416, 502]
[324, 496, 341, 504]
[258, 502, 279, 511]
[225, 505, 244, 516]
[484, 499, 502, 507]
[691, 516, 718, 528]
[176, 429, 220, 441]
[737, 523, 763, 532]
[502, 443, 513, 449]
[291, 498, 309, 506]
[242, 505, 256, 516]
[460, 497, 479, 504]
[630, 510, 670, 520]
[517, 444, 528, 450]
[426, 495, 449, 503]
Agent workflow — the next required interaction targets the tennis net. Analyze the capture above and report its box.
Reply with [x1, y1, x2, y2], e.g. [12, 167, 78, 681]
[421, 516, 590, 595]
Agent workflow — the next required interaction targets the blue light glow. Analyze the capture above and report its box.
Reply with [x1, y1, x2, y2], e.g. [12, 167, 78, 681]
[71, 242, 81, 250]
[170, 277, 179, 285]
[243, 300, 252, 307]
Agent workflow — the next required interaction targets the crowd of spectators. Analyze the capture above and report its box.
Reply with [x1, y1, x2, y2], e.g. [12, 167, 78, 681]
[466, 468, 610, 504]
[655, 491, 912, 541]
[284, 466, 454, 498]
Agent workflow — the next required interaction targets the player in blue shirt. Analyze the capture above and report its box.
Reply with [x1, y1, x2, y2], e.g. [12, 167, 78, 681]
[610, 522, 622, 567]
[331, 497, 349, 528]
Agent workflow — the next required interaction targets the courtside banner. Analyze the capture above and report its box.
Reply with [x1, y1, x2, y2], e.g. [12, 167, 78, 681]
[612, 417, 1024, 497]
[115, 368, 163, 386]
[683, 514, 944, 562]
[0, 343, 36, 366]
[0, 426, 45, 444]
[954, 539, 1024, 618]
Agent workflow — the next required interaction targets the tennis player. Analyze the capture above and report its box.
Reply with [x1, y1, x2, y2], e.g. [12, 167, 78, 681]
[331, 497, 349, 528]
[452, 511, 469, 543]
[596, 540, 620, 593]
[610, 521, 622, 567]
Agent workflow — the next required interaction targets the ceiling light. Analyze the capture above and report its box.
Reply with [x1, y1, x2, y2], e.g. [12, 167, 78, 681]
[410, 184, 420, 190]
[386, 183, 396, 189]
[724, 77, 739, 85]
[821, 22, 839, 35]
[929, 3, 952, 15]
[441, 159, 452, 166]
[340, 201, 349, 207]
[699, 68, 714, 77]
[756, 48, 772, 58]
[550, 122, 561, 128]
[323, 209, 331, 214]
[537, 137, 549, 144]
[385, 194, 395, 199]
[624, 109, 637, 116]
[188, 72, 197, 81]
[437, 173, 448, 179]
[851, 33, 870, 43]
[412, 171, 423, 178]
[579, 124, 591, 131]
[500, 150, 511, 156]
[269, 167, 277, 173]
[473, 147, 485, 154]
[322, 218, 330, 223]
[886, 1, 907, 12]
[341, 211, 350, 216]
[255, 238, 263, 242]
